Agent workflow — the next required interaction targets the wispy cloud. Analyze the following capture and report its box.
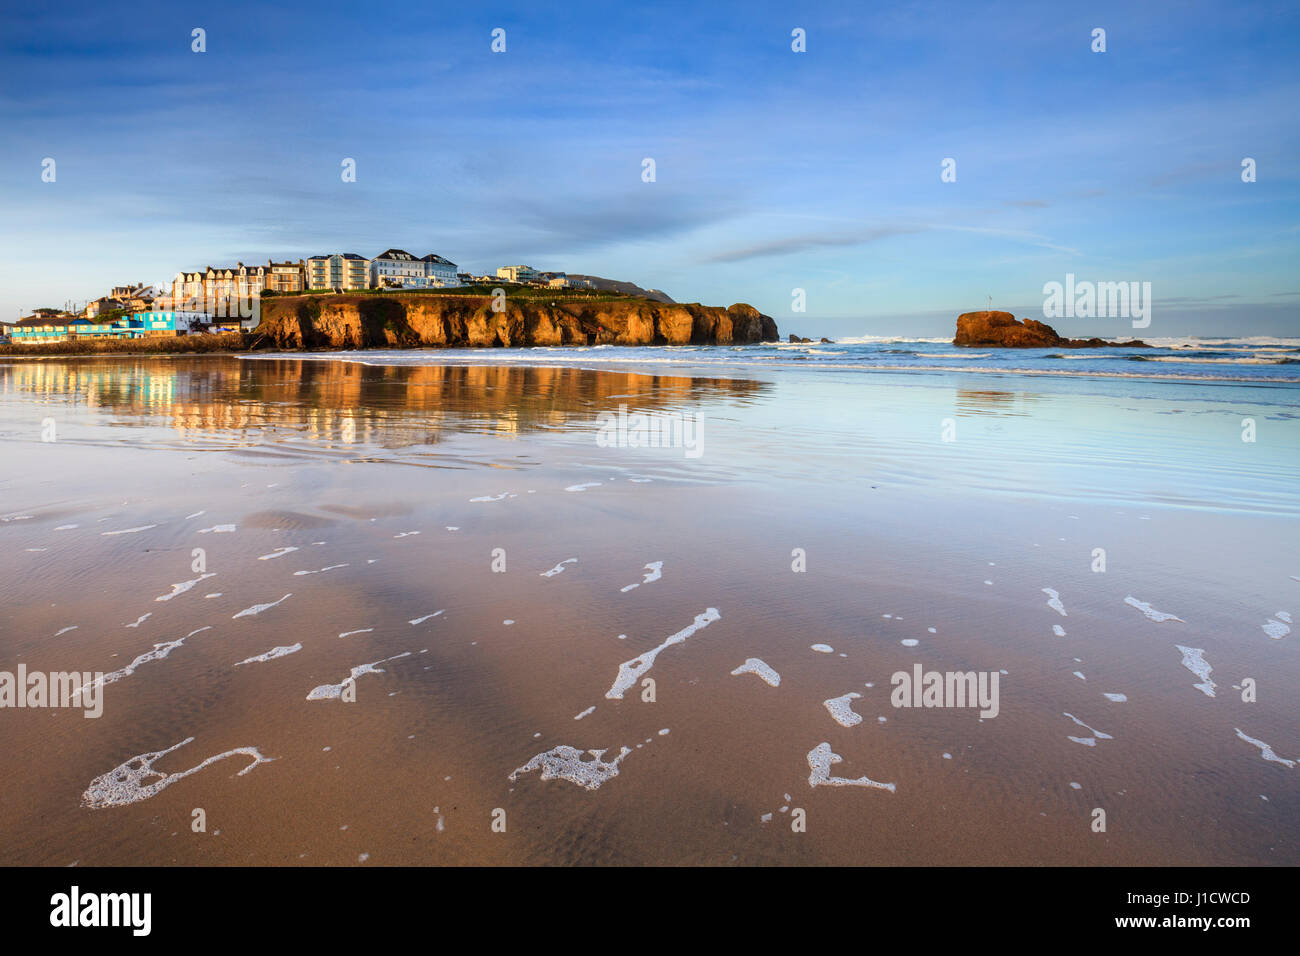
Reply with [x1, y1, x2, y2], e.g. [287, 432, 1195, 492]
[703, 227, 923, 264]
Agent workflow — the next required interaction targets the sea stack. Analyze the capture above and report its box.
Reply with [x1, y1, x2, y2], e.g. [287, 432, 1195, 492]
[954, 310, 1148, 348]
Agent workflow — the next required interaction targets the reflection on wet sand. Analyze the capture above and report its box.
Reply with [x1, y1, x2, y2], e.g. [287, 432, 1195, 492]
[0, 357, 769, 448]
[954, 388, 1038, 417]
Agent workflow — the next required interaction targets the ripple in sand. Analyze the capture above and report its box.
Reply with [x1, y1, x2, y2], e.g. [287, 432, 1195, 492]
[565, 482, 603, 492]
[1234, 728, 1296, 768]
[1125, 596, 1185, 623]
[101, 525, 157, 536]
[81, 737, 273, 808]
[824, 692, 864, 727]
[232, 594, 291, 619]
[338, 628, 374, 638]
[235, 643, 302, 666]
[619, 561, 663, 592]
[1175, 645, 1216, 697]
[197, 525, 236, 534]
[574, 706, 595, 720]
[409, 611, 445, 625]
[807, 743, 895, 791]
[469, 493, 512, 502]
[605, 607, 720, 699]
[306, 652, 413, 701]
[730, 657, 780, 687]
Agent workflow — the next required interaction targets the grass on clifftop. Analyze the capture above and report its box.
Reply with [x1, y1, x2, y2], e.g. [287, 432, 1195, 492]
[268, 285, 642, 303]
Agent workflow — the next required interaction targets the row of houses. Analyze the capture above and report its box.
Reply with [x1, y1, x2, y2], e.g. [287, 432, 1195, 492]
[3, 311, 221, 345]
[493, 265, 590, 289]
[168, 249, 465, 305]
[4, 251, 594, 345]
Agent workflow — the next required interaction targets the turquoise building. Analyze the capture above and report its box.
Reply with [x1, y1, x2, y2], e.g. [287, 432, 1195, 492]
[9, 311, 182, 344]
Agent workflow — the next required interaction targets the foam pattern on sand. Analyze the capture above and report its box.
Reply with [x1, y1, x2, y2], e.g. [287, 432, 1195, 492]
[619, 561, 663, 592]
[540, 558, 577, 578]
[1064, 712, 1113, 746]
[807, 743, 895, 791]
[233, 594, 292, 619]
[605, 607, 720, 699]
[1234, 728, 1296, 768]
[824, 692, 864, 727]
[1175, 645, 1216, 697]
[509, 745, 632, 790]
[1042, 588, 1067, 617]
[81, 737, 273, 809]
[74, 627, 213, 698]
[154, 573, 217, 602]
[257, 547, 298, 561]
[1125, 596, 1185, 623]
[1262, 612, 1291, 640]
[730, 658, 780, 687]
[235, 643, 302, 666]
[306, 652, 412, 700]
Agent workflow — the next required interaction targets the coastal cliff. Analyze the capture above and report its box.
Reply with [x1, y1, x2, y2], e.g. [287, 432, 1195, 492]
[255, 294, 778, 349]
[954, 310, 1148, 348]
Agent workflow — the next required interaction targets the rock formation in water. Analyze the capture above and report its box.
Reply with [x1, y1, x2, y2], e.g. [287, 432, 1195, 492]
[954, 310, 1148, 348]
[255, 295, 778, 349]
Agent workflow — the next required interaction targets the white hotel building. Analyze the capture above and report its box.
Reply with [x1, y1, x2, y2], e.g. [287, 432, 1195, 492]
[371, 249, 462, 289]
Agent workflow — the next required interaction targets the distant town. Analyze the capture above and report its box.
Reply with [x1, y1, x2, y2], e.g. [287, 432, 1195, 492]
[1, 250, 666, 345]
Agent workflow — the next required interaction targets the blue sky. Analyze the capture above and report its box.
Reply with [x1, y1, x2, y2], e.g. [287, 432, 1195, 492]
[1, 0, 1297, 337]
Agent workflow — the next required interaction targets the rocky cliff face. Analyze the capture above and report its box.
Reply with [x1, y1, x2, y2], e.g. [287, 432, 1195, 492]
[255, 295, 778, 349]
[954, 310, 1148, 348]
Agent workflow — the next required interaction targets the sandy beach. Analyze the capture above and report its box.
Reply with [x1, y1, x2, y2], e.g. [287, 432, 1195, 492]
[0, 352, 1296, 866]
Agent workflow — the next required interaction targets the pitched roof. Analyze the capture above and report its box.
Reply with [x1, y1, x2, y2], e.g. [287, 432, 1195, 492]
[374, 249, 417, 261]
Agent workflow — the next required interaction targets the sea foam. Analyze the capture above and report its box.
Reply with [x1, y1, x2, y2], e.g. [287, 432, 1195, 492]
[730, 658, 780, 687]
[81, 737, 273, 809]
[509, 745, 631, 790]
[806, 743, 895, 791]
[605, 607, 720, 699]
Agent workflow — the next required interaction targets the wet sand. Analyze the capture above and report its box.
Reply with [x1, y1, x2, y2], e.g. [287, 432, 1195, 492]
[0, 355, 1296, 865]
